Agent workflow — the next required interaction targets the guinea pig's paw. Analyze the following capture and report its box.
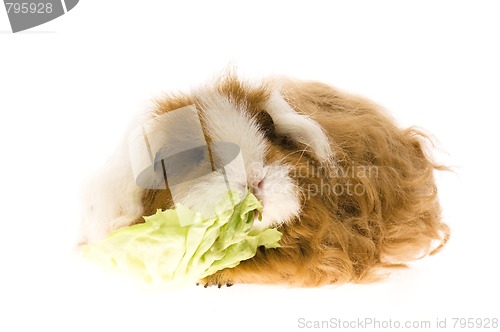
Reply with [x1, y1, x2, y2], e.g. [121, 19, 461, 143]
[197, 270, 234, 288]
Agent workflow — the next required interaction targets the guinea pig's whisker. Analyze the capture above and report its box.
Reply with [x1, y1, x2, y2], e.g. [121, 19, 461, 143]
[279, 146, 314, 169]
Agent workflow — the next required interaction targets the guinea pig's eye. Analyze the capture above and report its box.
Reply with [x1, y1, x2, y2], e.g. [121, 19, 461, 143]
[255, 110, 276, 140]
[277, 134, 299, 150]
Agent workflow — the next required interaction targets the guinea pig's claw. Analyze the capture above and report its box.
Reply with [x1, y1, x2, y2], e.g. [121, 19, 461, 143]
[198, 273, 234, 288]
[196, 281, 234, 288]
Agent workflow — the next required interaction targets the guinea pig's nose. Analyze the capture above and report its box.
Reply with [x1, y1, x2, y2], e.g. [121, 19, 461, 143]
[249, 178, 265, 201]
[249, 177, 264, 190]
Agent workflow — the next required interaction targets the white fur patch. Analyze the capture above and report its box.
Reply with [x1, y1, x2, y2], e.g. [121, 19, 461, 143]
[79, 112, 148, 243]
[265, 89, 333, 161]
[197, 91, 268, 167]
[173, 90, 302, 229]
[251, 163, 301, 230]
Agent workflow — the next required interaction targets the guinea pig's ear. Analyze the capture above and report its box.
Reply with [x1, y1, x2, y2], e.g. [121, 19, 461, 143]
[264, 89, 333, 162]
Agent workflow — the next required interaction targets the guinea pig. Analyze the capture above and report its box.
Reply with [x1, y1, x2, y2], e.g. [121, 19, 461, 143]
[80, 73, 449, 287]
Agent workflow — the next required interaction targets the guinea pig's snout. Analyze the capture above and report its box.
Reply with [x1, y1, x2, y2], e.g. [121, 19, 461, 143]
[248, 176, 265, 201]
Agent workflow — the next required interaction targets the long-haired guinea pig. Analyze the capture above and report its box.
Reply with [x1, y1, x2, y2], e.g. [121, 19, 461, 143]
[80, 73, 449, 287]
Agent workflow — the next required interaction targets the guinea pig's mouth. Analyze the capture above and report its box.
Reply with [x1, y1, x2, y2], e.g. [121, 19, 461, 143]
[253, 209, 261, 222]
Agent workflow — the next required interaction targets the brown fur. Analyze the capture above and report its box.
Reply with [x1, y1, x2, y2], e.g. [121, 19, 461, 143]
[142, 75, 449, 287]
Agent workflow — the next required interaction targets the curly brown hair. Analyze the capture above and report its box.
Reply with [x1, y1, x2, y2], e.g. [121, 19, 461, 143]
[199, 77, 450, 287]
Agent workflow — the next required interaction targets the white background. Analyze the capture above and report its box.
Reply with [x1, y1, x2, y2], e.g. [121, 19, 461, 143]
[1, 1, 499, 331]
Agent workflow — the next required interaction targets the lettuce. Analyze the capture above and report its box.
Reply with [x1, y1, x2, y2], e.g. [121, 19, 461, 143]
[83, 191, 281, 287]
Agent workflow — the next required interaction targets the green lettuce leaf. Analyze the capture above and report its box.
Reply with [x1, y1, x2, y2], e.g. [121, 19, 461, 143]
[83, 191, 281, 287]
